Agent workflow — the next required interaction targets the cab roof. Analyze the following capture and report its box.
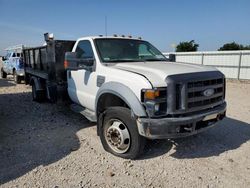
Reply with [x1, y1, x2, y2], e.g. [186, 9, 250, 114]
[77, 35, 143, 41]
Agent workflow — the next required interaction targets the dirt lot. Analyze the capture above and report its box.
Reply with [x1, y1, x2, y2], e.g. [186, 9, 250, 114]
[0, 77, 250, 188]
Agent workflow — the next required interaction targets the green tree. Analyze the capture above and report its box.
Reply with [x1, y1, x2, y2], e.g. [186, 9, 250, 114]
[243, 45, 250, 50]
[175, 40, 199, 52]
[218, 42, 250, 51]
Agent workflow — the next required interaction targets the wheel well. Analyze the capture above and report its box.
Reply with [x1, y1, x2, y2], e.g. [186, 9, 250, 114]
[97, 93, 129, 116]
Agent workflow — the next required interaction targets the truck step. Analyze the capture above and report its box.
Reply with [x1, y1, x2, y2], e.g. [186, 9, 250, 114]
[70, 103, 97, 122]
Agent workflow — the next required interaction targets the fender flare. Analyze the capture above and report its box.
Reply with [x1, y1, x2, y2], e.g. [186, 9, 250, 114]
[95, 82, 147, 117]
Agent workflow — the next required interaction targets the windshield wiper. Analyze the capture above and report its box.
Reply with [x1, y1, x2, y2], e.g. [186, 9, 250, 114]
[105, 59, 142, 63]
[143, 58, 166, 61]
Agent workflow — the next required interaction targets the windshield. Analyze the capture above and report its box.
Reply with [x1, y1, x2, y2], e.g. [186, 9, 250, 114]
[95, 38, 166, 63]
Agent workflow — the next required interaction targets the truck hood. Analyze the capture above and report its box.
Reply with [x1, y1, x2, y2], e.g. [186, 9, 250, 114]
[112, 61, 218, 87]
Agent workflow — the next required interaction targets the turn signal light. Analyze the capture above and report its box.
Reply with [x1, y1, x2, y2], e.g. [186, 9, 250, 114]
[144, 90, 160, 100]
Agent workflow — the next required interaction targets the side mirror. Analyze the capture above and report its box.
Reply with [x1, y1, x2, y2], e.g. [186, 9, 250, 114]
[64, 52, 94, 71]
[168, 54, 176, 62]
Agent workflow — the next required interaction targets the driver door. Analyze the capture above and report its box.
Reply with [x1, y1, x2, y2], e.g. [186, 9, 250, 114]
[67, 40, 98, 111]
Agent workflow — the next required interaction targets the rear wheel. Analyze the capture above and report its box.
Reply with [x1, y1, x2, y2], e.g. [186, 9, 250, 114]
[99, 107, 146, 159]
[1, 68, 7, 78]
[32, 82, 45, 102]
[13, 70, 21, 84]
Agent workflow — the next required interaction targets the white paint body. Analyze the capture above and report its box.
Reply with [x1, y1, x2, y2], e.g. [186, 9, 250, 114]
[67, 37, 218, 112]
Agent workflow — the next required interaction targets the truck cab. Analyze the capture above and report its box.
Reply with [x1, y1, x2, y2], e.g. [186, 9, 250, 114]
[24, 34, 226, 159]
[65, 36, 226, 158]
[1, 45, 25, 83]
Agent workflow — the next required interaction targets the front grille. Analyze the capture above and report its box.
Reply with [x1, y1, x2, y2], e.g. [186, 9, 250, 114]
[187, 78, 224, 110]
[166, 71, 225, 115]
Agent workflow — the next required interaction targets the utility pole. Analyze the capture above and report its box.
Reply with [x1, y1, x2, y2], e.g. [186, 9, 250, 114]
[105, 16, 107, 37]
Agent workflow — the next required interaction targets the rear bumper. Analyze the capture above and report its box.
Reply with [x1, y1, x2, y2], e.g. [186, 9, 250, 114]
[137, 102, 226, 139]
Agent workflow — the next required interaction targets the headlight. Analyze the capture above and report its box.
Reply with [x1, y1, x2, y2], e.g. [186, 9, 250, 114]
[141, 88, 167, 117]
[154, 103, 160, 112]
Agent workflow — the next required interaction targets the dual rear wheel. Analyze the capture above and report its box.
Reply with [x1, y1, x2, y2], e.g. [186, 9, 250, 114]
[32, 83, 45, 102]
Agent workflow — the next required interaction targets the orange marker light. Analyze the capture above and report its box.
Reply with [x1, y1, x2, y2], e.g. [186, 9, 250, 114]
[144, 90, 160, 100]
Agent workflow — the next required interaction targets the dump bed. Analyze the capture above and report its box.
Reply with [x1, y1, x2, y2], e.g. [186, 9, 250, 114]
[23, 40, 75, 83]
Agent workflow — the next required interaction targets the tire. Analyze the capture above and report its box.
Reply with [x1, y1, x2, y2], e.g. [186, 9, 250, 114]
[32, 83, 45, 102]
[13, 70, 21, 84]
[1, 68, 7, 78]
[99, 107, 146, 159]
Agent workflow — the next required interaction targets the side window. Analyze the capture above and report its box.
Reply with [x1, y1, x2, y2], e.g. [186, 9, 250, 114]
[75, 40, 94, 59]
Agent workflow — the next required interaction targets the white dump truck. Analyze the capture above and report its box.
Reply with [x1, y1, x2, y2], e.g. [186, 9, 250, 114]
[23, 33, 226, 159]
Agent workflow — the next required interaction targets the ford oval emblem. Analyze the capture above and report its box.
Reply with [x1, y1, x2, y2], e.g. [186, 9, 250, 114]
[203, 88, 214, 97]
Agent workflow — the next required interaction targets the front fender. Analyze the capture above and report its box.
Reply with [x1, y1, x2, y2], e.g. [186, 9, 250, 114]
[95, 82, 147, 117]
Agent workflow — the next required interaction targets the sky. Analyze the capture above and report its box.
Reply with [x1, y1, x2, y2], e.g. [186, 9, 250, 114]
[0, 0, 250, 56]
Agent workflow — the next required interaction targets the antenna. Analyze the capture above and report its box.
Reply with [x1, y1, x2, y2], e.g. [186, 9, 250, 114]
[105, 16, 107, 37]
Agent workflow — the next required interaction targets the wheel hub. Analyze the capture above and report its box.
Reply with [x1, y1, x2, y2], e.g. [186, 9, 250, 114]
[107, 128, 122, 146]
[105, 119, 130, 154]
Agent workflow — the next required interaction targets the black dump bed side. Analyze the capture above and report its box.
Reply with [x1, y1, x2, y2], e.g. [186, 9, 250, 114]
[24, 40, 75, 83]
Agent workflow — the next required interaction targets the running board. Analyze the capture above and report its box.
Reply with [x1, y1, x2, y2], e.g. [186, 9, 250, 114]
[70, 103, 97, 122]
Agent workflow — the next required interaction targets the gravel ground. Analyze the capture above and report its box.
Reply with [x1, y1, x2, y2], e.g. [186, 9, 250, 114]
[0, 77, 250, 188]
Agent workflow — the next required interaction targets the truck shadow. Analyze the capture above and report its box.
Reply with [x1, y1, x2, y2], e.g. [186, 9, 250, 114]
[1, 89, 250, 183]
[142, 117, 250, 159]
[0, 91, 94, 185]
[0, 78, 16, 87]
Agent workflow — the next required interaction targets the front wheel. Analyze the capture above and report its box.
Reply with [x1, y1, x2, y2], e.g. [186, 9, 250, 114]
[99, 107, 146, 159]
[1, 68, 7, 78]
[13, 70, 21, 84]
